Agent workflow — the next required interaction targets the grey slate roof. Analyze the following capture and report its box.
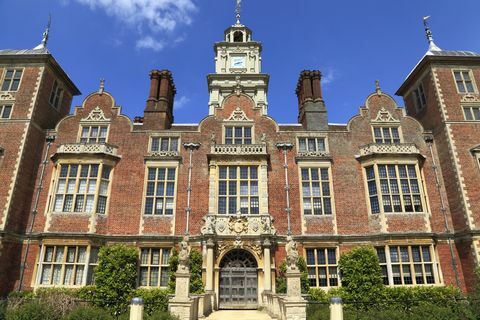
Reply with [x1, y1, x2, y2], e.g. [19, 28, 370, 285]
[0, 47, 51, 55]
[427, 50, 480, 57]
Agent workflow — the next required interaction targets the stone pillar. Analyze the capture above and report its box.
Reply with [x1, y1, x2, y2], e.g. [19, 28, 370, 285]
[169, 271, 194, 320]
[206, 238, 215, 291]
[286, 271, 302, 299]
[263, 239, 272, 292]
[129, 297, 144, 320]
[330, 297, 344, 320]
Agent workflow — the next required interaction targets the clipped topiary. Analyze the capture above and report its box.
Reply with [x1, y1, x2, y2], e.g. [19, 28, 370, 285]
[92, 244, 138, 316]
[133, 289, 170, 316]
[338, 246, 384, 307]
[145, 310, 179, 320]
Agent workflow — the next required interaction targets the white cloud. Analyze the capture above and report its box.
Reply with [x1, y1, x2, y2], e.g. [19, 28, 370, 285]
[72, 0, 196, 51]
[321, 69, 338, 86]
[136, 36, 165, 51]
[174, 96, 190, 110]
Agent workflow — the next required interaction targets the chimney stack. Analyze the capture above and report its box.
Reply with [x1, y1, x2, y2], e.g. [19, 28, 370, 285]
[143, 70, 176, 130]
[296, 70, 328, 131]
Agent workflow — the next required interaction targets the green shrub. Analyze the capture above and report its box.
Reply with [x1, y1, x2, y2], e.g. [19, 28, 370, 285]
[145, 310, 179, 320]
[276, 257, 309, 294]
[64, 305, 112, 320]
[168, 248, 204, 294]
[0, 300, 6, 320]
[92, 244, 139, 316]
[133, 289, 170, 316]
[5, 300, 58, 320]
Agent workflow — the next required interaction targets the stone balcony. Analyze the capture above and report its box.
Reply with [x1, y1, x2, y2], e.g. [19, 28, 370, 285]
[201, 213, 276, 237]
[358, 143, 422, 159]
[54, 143, 120, 160]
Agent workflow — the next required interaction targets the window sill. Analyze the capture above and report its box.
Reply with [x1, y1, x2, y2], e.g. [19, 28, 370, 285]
[143, 214, 174, 218]
[50, 212, 93, 216]
[383, 212, 427, 216]
[304, 215, 334, 219]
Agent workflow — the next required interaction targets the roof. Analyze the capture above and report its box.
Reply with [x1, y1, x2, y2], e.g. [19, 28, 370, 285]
[0, 47, 81, 95]
[0, 47, 51, 55]
[396, 47, 480, 96]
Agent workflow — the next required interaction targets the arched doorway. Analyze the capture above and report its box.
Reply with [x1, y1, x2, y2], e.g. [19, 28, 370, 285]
[219, 249, 258, 309]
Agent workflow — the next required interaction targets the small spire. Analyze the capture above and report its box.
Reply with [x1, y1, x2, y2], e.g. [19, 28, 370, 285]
[34, 15, 51, 50]
[423, 15, 441, 52]
[235, 0, 242, 25]
[99, 79, 105, 94]
[375, 80, 382, 95]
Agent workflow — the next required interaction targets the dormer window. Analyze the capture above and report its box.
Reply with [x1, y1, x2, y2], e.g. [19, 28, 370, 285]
[373, 127, 401, 144]
[80, 126, 108, 144]
[150, 137, 179, 152]
[225, 126, 252, 144]
[298, 138, 326, 153]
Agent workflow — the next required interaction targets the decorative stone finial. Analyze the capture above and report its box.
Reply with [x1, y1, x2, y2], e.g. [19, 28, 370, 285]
[375, 80, 382, 95]
[423, 16, 441, 52]
[235, 0, 242, 25]
[33, 15, 51, 50]
[99, 79, 105, 94]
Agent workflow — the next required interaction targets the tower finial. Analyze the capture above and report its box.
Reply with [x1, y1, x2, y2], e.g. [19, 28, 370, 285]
[423, 15, 441, 52]
[34, 14, 51, 50]
[235, 0, 242, 25]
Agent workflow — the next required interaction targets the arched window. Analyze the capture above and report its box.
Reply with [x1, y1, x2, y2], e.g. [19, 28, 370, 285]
[233, 31, 244, 42]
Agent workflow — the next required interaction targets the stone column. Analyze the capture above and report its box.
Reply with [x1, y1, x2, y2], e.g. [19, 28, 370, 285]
[330, 297, 344, 320]
[206, 238, 215, 291]
[263, 239, 272, 292]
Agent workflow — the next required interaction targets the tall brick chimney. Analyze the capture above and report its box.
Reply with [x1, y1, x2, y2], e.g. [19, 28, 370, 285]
[296, 70, 328, 130]
[143, 69, 176, 130]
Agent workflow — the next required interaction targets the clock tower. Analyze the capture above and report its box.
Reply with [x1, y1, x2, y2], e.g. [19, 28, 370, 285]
[207, 2, 269, 115]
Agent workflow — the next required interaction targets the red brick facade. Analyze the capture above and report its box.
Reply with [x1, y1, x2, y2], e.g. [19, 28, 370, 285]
[0, 24, 479, 303]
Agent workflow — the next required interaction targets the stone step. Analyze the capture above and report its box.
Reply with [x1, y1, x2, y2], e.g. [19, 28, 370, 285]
[205, 310, 273, 320]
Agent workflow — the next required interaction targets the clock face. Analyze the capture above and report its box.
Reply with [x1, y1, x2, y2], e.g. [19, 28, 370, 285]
[231, 56, 246, 68]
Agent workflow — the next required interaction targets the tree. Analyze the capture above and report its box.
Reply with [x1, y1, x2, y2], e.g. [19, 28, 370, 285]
[92, 245, 138, 316]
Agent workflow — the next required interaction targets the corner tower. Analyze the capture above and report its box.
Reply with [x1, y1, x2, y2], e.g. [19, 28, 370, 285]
[207, 2, 269, 115]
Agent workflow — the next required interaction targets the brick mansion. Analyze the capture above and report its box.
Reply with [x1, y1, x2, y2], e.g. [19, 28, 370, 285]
[0, 7, 480, 310]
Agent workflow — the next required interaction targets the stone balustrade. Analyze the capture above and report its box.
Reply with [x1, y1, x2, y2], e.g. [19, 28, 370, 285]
[210, 144, 267, 155]
[56, 143, 119, 157]
[359, 143, 420, 156]
[263, 292, 307, 320]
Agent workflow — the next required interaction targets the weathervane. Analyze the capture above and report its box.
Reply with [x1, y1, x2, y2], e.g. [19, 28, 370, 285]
[423, 15, 441, 52]
[34, 14, 51, 50]
[236, 0, 242, 25]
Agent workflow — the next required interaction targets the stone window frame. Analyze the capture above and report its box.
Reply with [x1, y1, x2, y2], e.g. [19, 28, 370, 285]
[305, 247, 340, 288]
[297, 137, 327, 153]
[217, 165, 260, 215]
[452, 69, 478, 94]
[208, 159, 268, 216]
[0, 103, 13, 119]
[371, 126, 403, 144]
[34, 244, 99, 288]
[223, 125, 254, 145]
[462, 104, 480, 121]
[77, 124, 110, 144]
[149, 136, 180, 153]
[138, 247, 171, 288]
[142, 161, 179, 216]
[362, 160, 428, 215]
[49, 79, 64, 109]
[375, 244, 441, 287]
[413, 83, 427, 112]
[297, 161, 336, 217]
[0, 68, 24, 92]
[49, 161, 114, 215]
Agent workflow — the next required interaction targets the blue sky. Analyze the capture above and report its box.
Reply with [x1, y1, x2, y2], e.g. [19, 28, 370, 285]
[1, 0, 480, 124]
